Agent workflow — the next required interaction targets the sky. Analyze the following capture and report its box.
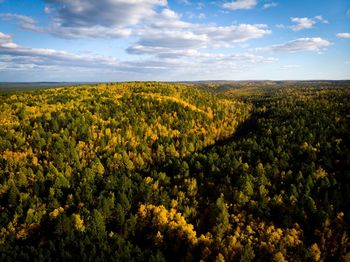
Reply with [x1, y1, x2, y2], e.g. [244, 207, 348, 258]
[0, 0, 349, 81]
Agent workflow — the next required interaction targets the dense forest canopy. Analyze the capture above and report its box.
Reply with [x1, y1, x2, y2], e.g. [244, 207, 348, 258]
[0, 81, 349, 261]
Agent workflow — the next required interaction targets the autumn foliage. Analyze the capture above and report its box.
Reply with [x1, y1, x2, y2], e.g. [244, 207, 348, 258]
[0, 81, 349, 261]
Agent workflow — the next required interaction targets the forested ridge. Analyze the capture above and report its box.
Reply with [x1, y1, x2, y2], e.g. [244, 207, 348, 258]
[0, 82, 349, 261]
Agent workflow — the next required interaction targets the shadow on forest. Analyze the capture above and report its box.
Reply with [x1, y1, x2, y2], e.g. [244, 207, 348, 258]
[138, 108, 260, 177]
[205, 111, 259, 151]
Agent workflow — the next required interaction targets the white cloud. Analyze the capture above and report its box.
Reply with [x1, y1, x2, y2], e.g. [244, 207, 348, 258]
[129, 23, 271, 57]
[2, 2, 190, 39]
[0, 32, 12, 43]
[45, 0, 167, 27]
[0, 13, 42, 32]
[39, 0, 167, 38]
[127, 45, 203, 58]
[224, 53, 277, 63]
[195, 24, 271, 45]
[119, 52, 277, 80]
[290, 17, 314, 31]
[45, 7, 191, 39]
[0, 32, 119, 68]
[0, 11, 131, 38]
[0, 13, 35, 24]
[336, 33, 350, 38]
[0, 31, 277, 80]
[186, 12, 195, 19]
[263, 2, 277, 9]
[286, 16, 328, 31]
[126, 44, 277, 64]
[347, 9, 350, 17]
[314, 15, 328, 23]
[134, 30, 208, 49]
[255, 37, 331, 52]
[143, 8, 190, 29]
[223, 0, 257, 10]
[53, 26, 132, 39]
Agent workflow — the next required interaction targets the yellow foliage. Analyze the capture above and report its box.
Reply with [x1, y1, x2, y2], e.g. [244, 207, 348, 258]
[140, 93, 209, 117]
[313, 167, 327, 180]
[302, 142, 309, 150]
[15, 223, 40, 240]
[144, 176, 153, 185]
[309, 243, 321, 262]
[274, 252, 287, 262]
[171, 199, 178, 209]
[157, 208, 169, 225]
[337, 212, 344, 220]
[105, 128, 112, 137]
[49, 207, 64, 219]
[137, 204, 197, 246]
[72, 214, 85, 232]
[198, 233, 213, 246]
[215, 253, 225, 262]
[32, 156, 39, 166]
[155, 231, 163, 245]
[246, 225, 253, 235]
[2, 150, 31, 161]
[0, 105, 18, 126]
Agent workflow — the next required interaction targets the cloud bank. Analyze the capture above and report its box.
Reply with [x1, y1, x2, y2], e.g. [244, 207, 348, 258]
[0, 31, 276, 80]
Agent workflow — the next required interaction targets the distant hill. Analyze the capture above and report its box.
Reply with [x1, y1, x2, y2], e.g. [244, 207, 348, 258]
[0, 82, 97, 92]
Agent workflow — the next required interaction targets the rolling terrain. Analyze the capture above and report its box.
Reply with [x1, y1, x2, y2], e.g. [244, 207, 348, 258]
[0, 81, 349, 261]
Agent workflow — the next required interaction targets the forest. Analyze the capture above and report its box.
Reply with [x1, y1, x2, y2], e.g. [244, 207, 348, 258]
[0, 81, 349, 261]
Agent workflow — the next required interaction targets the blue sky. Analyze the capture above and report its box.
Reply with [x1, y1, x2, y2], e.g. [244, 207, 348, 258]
[0, 0, 349, 81]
